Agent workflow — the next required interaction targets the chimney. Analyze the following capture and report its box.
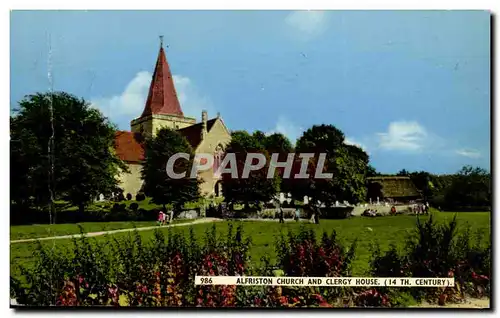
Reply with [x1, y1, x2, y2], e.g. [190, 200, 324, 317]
[201, 110, 208, 140]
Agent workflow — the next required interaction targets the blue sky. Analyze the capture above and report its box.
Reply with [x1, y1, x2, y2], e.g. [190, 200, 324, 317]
[10, 10, 490, 174]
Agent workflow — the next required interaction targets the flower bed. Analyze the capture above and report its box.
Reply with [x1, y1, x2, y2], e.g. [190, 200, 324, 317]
[10, 217, 490, 308]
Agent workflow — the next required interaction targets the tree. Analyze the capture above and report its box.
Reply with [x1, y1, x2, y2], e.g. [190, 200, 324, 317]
[444, 166, 491, 209]
[10, 92, 127, 216]
[261, 132, 294, 195]
[221, 131, 279, 208]
[262, 132, 293, 155]
[366, 165, 379, 177]
[397, 169, 410, 176]
[292, 124, 370, 206]
[408, 171, 434, 201]
[141, 128, 200, 212]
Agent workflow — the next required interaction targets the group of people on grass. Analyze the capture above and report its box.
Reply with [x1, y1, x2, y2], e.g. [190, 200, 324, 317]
[276, 203, 319, 224]
[413, 202, 430, 215]
[362, 208, 380, 217]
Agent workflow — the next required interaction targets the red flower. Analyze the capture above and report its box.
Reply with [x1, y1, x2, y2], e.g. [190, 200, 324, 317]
[254, 297, 262, 306]
[280, 296, 288, 305]
[319, 300, 332, 308]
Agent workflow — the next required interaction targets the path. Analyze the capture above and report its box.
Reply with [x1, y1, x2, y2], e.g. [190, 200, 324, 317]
[10, 218, 223, 244]
[411, 297, 490, 309]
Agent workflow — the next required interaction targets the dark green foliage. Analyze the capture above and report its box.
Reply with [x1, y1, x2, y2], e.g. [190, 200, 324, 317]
[112, 203, 127, 213]
[136, 192, 146, 201]
[397, 169, 410, 176]
[396, 166, 490, 211]
[141, 128, 201, 211]
[366, 165, 379, 177]
[11, 224, 252, 307]
[444, 166, 491, 210]
[129, 202, 139, 212]
[370, 215, 491, 303]
[292, 124, 370, 206]
[10, 92, 127, 215]
[221, 130, 279, 206]
[275, 226, 357, 303]
[126, 193, 132, 201]
[117, 192, 125, 202]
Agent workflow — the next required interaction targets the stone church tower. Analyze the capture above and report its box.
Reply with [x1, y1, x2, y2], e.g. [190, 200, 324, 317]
[114, 39, 231, 198]
[131, 42, 196, 136]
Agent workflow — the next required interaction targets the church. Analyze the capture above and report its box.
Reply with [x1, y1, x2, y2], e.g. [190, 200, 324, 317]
[113, 41, 231, 198]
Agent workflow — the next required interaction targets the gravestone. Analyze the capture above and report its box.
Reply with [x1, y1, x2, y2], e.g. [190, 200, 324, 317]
[303, 196, 309, 205]
[178, 210, 198, 219]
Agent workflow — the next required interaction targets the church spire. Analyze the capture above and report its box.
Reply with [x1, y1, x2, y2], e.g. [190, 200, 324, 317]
[140, 37, 184, 117]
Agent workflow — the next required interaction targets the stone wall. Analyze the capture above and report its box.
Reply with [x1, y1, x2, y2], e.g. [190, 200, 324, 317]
[116, 163, 144, 197]
[194, 118, 231, 196]
[131, 114, 196, 137]
[351, 204, 412, 216]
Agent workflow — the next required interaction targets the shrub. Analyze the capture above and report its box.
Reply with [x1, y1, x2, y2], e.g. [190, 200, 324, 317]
[11, 223, 253, 307]
[353, 289, 389, 307]
[111, 203, 127, 213]
[259, 209, 275, 219]
[273, 226, 357, 305]
[117, 192, 125, 202]
[126, 193, 132, 201]
[129, 202, 139, 212]
[321, 207, 353, 219]
[136, 192, 146, 201]
[370, 215, 491, 306]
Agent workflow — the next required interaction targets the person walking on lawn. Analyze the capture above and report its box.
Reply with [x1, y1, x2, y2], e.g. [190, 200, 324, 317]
[167, 209, 174, 225]
[294, 204, 301, 222]
[157, 210, 166, 226]
[312, 205, 320, 224]
[278, 204, 285, 223]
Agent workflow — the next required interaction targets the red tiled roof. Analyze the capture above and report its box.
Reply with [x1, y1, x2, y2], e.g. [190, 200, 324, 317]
[114, 131, 144, 163]
[141, 46, 184, 117]
[178, 119, 217, 149]
[114, 120, 217, 163]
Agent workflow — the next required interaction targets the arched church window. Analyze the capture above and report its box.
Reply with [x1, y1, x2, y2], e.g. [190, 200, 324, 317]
[213, 144, 224, 177]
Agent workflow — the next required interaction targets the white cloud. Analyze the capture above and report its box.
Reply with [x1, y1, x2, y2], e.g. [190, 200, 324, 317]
[345, 137, 368, 152]
[285, 11, 326, 38]
[172, 75, 215, 120]
[91, 71, 152, 119]
[377, 121, 428, 152]
[267, 116, 303, 144]
[91, 72, 214, 127]
[456, 149, 481, 158]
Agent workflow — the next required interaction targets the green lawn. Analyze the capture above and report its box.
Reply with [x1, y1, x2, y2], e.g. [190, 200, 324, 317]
[10, 210, 490, 282]
[10, 219, 194, 241]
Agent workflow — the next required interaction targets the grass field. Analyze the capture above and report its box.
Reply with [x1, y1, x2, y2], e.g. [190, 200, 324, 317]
[10, 219, 194, 241]
[10, 210, 491, 282]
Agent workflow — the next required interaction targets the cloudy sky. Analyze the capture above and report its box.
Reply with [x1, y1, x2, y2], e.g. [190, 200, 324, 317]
[10, 10, 490, 174]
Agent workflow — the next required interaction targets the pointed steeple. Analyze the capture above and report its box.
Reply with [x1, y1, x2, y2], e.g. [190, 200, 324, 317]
[141, 37, 184, 117]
